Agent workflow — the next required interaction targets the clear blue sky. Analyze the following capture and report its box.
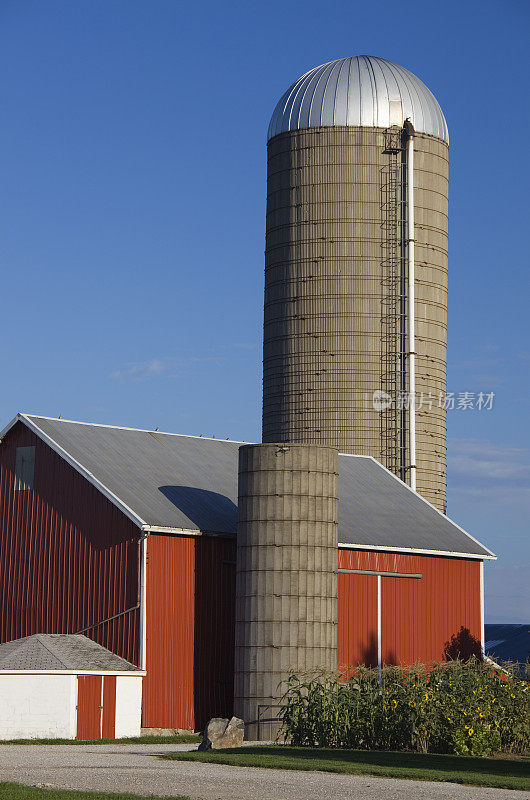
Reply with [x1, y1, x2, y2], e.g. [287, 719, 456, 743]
[0, 0, 528, 623]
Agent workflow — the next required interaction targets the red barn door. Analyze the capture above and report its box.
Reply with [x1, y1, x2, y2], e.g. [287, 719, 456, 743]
[102, 676, 116, 738]
[338, 572, 378, 669]
[77, 676, 116, 739]
[77, 676, 102, 739]
[381, 574, 418, 665]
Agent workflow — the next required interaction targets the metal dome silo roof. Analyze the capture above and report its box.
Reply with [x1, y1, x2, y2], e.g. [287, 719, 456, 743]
[268, 55, 448, 143]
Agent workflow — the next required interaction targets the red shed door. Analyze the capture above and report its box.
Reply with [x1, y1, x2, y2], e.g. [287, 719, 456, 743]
[77, 676, 102, 740]
[102, 676, 116, 738]
[77, 676, 116, 739]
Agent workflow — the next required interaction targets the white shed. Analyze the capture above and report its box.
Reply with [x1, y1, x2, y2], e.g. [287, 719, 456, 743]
[0, 634, 144, 740]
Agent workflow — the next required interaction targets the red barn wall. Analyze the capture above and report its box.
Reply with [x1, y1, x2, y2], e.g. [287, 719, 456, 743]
[144, 540, 481, 730]
[338, 549, 481, 668]
[0, 421, 483, 731]
[0, 423, 139, 663]
[143, 533, 236, 731]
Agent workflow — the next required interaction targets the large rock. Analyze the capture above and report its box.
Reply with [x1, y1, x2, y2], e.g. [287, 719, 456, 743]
[198, 716, 245, 750]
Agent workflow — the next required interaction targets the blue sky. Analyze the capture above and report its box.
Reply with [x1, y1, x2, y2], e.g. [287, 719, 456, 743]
[0, 0, 528, 622]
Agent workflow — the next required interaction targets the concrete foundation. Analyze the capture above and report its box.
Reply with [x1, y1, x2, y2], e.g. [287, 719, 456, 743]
[234, 443, 338, 739]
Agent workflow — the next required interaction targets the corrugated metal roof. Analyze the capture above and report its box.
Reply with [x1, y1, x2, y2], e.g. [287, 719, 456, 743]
[24, 415, 241, 534]
[338, 455, 491, 557]
[0, 634, 138, 671]
[268, 55, 449, 143]
[4, 415, 492, 558]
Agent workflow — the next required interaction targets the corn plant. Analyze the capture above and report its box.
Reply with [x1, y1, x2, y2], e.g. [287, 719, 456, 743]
[279, 660, 530, 755]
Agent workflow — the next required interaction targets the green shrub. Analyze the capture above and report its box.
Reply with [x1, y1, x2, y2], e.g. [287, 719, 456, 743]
[279, 660, 530, 756]
[453, 725, 501, 757]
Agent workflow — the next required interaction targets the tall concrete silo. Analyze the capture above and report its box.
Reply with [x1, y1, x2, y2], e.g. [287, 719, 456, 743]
[262, 56, 449, 511]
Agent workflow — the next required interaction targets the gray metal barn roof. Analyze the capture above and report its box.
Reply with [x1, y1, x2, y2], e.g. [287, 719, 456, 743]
[3, 414, 493, 559]
[268, 56, 449, 143]
[0, 634, 138, 671]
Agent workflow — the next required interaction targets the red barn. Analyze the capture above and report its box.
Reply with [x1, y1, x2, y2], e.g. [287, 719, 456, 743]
[0, 413, 494, 732]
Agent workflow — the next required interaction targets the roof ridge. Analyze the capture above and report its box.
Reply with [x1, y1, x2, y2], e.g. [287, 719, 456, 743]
[9, 413, 380, 456]
[22, 414, 248, 444]
[34, 633, 71, 668]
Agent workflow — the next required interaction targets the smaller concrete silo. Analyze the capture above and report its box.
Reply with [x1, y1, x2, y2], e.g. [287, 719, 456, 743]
[234, 443, 338, 737]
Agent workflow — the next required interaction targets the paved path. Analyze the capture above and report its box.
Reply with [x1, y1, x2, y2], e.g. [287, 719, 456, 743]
[0, 744, 526, 800]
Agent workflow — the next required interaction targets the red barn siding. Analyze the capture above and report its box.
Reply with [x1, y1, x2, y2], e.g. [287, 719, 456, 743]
[338, 549, 481, 667]
[143, 533, 236, 731]
[194, 536, 236, 729]
[0, 423, 139, 664]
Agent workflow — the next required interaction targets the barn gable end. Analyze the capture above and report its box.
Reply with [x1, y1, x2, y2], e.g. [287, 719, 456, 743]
[0, 421, 140, 665]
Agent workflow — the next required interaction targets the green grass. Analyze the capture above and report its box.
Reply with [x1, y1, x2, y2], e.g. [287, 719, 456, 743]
[0, 785, 194, 800]
[0, 734, 200, 746]
[164, 746, 530, 791]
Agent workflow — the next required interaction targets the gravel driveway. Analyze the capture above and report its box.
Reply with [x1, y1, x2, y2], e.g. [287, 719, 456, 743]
[0, 744, 526, 800]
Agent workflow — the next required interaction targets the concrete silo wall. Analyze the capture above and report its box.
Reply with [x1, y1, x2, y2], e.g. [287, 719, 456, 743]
[413, 133, 449, 510]
[234, 443, 338, 737]
[262, 127, 448, 511]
